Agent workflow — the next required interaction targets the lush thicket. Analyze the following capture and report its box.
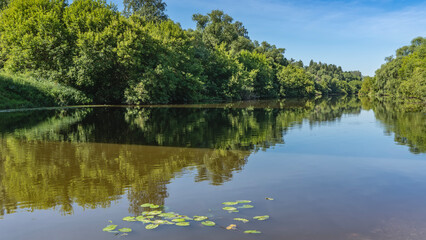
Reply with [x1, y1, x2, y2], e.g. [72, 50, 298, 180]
[0, 0, 362, 108]
[360, 37, 426, 102]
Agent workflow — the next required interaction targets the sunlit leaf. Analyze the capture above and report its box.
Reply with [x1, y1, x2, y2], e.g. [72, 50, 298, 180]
[153, 220, 167, 225]
[265, 197, 274, 200]
[226, 224, 237, 230]
[236, 200, 252, 204]
[147, 211, 162, 215]
[222, 207, 237, 211]
[193, 216, 208, 221]
[122, 216, 136, 222]
[222, 202, 238, 206]
[244, 230, 261, 234]
[172, 218, 186, 222]
[238, 204, 254, 209]
[102, 225, 117, 232]
[253, 215, 269, 221]
[136, 216, 151, 223]
[175, 222, 190, 226]
[233, 218, 249, 223]
[145, 224, 159, 230]
[201, 221, 216, 226]
[118, 228, 132, 233]
[141, 203, 153, 208]
[150, 204, 160, 209]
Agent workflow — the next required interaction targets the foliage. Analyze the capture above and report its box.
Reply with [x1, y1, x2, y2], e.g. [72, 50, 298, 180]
[368, 37, 426, 102]
[305, 60, 362, 95]
[277, 65, 315, 97]
[123, 0, 167, 21]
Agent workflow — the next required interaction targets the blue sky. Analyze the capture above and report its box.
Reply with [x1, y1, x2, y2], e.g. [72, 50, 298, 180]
[106, 0, 426, 76]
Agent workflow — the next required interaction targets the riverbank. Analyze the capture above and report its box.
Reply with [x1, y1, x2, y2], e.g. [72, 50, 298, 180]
[0, 72, 90, 110]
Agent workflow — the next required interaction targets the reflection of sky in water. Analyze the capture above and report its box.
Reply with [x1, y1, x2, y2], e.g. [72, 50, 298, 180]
[278, 110, 423, 159]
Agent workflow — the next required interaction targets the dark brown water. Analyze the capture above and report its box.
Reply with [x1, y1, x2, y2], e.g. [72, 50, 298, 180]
[0, 97, 425, 240]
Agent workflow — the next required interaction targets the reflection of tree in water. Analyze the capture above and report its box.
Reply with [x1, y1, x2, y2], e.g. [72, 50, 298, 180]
[361, 97, 426, 154]
[5, 97, 416, 217]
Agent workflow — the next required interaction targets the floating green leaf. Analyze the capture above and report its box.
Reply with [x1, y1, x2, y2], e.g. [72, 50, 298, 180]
[150, 204, 160, 209]
[102, 225, 117, 232]
[118, 228, 132, 233]
[147, 211, 162, 215]
[244, 230, 261, 234]
[253, 215, 269, 221]
[236, 200, 252, 204]
[122, 216, 136, 222]
[145, 224, 159, 230]
[136, 216, 151, 223]
[233, 218, 249, 223]
[238, 204, 254, 209]
[222, 202, 238, 206]
[175, 222, 190, 226]
[193, 216, 208, 221]
[265, 197, 274, 201]
[153, 220, 168, 225]
[201, 221, 216, 226]
[141, 203, 153, 208]
[172, 218, 186, 222]
[159, 213, 176, 218]
[222, 207, 237, 211]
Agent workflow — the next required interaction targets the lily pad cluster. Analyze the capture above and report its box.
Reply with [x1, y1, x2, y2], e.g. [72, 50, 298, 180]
[222, 200, 254, 212]
[102, 198, 274, 235]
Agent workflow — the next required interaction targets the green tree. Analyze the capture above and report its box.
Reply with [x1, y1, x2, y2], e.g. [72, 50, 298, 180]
[192, 10, 250, 51]
[123, 0, 167, 21]
[277, 65, 315, 97]
[0, 0, 69, 79]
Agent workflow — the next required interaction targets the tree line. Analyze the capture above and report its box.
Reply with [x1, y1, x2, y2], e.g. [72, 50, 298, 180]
[0, 0, 363, 106]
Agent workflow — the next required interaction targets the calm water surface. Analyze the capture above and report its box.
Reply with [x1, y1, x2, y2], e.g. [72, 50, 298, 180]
[0, 97, 425, 240]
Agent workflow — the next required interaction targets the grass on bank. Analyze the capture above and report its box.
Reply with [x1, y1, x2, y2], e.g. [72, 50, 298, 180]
[0, 72, 91, 110]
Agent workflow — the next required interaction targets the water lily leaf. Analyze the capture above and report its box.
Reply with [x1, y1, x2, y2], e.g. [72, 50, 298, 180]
[172, 218, 186, 222]
[236, 200, 252, 204]
[233, 218, 249, 223]
[238, 204, 254, 209]
[122, 216, 136, 222]
[141, 203, 153, 208]
[147, 211, 162, 215]
[102, 225, 117, 232]
[118, 228, 132, 233]
[201, 221, 216, 226]
[265, 197, 274, 201]
[136, 216, 151, 223]
[175, 222, 190, 226]
[244, 230, 261, 234]
[222, 202, 238, 206]
[153, 220, 167, 225]
[193, 216, 208, 221]
[222, 207, 237, 211]
[145, 224, 159, 230]
[253, 215, 269, 221]
[226, 224, 237, 230]
[150, 204, 160, 209]
[159, 213, 175, 218]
